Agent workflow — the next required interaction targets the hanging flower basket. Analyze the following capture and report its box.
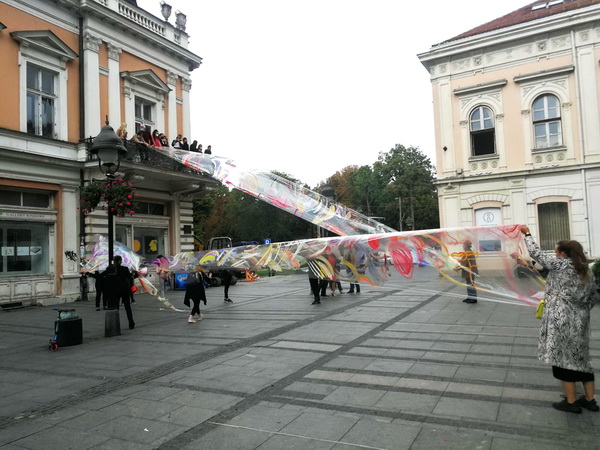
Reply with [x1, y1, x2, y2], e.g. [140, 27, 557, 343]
[80, 178, 137, 217]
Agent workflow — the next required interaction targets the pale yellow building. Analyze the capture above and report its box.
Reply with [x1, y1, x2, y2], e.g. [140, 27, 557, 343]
[0, 0, 215, 306]
[419, 0, 600, 258]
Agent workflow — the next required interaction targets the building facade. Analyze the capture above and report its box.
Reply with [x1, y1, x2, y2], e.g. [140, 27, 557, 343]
[0, 0, 216, 307]
[419, 0, 600, 260]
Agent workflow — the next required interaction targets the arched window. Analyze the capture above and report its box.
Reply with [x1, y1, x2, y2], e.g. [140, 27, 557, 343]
[470, 106, 495, 156]
[533, 94, 562, 148]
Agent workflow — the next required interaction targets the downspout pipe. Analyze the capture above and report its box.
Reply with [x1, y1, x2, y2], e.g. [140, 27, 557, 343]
[570, 30, 592, 251]
[79, 16, 86, 255]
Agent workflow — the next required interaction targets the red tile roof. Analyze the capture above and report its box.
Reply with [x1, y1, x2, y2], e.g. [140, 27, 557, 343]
[444, 0, 600, 43]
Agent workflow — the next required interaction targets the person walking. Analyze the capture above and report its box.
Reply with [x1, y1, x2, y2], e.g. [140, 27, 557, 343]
[307, 261, 322, 305]
[103, 255, 135, 329]
[455, 240, 478, 303]
[84, 269, 106, 310]
[222, 269, 234, 303]
[521, 225, 599, 413]
[184, 268, 206, 323]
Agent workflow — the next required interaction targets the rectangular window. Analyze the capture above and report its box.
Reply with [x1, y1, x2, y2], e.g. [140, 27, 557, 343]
[134, 97, 154, 132]
[0, 223, 49, 275]
[0, 190, 50, 208]
[538, 202, 570, 250]
[135, 201, 164, 216]
[471, 131, 496, 156]
[133, 227, 164, 260]
[26, 65, 57, 138]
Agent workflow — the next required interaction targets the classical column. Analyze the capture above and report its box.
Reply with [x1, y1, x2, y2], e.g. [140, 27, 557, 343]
[83, 32, 102, 138]
[107, 43, 122, 127]
[182, 77, 192, 140]
[167, 70, 178, 142]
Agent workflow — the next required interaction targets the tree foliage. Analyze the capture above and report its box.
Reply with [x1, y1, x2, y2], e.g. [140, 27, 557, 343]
[193, 172, 314, 243]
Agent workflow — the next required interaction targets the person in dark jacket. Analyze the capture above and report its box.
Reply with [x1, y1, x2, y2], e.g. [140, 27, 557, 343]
[103, 255, 135, 329]
[455, 240, 479, 303]
[223, 269, 234, 303]
[184, 268, 206, 323]
[87, 270, 106, 311]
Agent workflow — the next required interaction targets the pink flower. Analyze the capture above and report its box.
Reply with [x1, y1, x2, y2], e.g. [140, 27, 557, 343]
[126, 202, 131, 206]
[127, 195, 132, 199]
[118, 178, 123, 182]
[129, 210, 135, 215]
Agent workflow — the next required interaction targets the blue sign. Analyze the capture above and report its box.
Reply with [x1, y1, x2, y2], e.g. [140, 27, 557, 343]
[263, 238, 271, 244]
[174, 273, 189, 290]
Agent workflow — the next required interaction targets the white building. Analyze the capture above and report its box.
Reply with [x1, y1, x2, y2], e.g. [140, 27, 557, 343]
[418, 0, 600, 258]
[0, 0, 216, 307]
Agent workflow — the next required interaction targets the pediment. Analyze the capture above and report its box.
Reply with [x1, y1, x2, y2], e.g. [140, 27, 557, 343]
[121, 69, 170, 94]
[11, 30, 78, 62]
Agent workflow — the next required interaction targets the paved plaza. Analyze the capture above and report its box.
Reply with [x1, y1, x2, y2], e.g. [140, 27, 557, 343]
[0, 268, 599, 449]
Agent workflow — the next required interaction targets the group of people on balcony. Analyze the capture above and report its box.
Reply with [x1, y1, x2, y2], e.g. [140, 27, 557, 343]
[116, 123, 212, 155]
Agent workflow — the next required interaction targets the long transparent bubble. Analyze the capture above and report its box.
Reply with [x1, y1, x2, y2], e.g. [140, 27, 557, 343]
[168, 225, 543, 306]
[151, 148, 395, 235]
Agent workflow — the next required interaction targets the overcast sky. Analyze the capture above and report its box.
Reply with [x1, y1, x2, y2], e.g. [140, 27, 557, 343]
[137, 0, 529, 188]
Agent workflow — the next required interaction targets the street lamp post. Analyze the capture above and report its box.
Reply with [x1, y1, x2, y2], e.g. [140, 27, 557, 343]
[396, 197, 403, 232]
[89, 120, 127, 337]
[89, 120, 127, 264]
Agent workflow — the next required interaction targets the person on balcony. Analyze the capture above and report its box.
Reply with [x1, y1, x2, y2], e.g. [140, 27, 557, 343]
[204, 145, 212, 155]
[116, 123, 128, 140]
[180, 137, 189, 150]
[190, 140, 199, 152]
[172, 134, 183, 148]
[159, 133, 169, 147]
[151, 129, 162, 147]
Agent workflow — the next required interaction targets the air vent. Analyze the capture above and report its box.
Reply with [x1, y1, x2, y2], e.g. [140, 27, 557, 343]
[532, 3, 547, 10]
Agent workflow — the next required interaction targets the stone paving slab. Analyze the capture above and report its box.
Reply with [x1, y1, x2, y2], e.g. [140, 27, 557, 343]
[0, 272, 599, 449]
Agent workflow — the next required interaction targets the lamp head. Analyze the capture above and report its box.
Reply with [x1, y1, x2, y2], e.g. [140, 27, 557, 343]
[90, 120, 127, 176]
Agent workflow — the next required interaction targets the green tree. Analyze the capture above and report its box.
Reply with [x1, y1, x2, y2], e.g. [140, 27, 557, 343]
[374, 144, 439, 231]
[195, 172, 314, 243]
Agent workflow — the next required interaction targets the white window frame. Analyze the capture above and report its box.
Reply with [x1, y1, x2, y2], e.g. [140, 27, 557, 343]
[532, 94, 562, 149]
[134, 96, 156, 133]
[26, 65, 58, 139]
[469, 105, 496, 157]
[15, 38, 73, 141]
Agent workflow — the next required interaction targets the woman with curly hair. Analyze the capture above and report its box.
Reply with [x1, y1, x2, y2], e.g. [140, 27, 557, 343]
[521, 225, 599, 414]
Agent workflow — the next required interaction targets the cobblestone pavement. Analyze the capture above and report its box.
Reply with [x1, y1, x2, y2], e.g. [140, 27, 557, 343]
[0, 268, 599, 449]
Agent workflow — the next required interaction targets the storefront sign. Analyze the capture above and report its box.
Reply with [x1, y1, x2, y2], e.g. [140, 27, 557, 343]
[0, 211, 55, 221]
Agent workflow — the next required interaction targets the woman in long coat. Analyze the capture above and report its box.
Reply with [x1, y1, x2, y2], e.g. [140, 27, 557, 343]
[521, 225, 599, 413]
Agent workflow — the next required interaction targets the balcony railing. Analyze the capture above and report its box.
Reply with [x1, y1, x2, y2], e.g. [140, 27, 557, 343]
[84, 139, 208, 178]
[90, 0, 188, 47]
[118, 2, 166, 37]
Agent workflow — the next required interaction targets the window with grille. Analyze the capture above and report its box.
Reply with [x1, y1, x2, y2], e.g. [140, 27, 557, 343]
[26, 65, 57, 139]
[470, 106, 495, 156]
[538, 202, 570, 250]
[533, 94, 562, 149]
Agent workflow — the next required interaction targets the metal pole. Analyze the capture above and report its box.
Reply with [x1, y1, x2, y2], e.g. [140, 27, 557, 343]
[398, 197, 403, 232]
[409, 186, 415, 230]
[107, 209, 114, 264]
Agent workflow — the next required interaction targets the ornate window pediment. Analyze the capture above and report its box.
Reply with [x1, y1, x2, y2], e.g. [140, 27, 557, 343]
[11, 30, 77, 62]
[121, 70, 170, 95]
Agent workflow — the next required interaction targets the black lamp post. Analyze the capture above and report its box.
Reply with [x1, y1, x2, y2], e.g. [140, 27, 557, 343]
[89, 120, 127, 265]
